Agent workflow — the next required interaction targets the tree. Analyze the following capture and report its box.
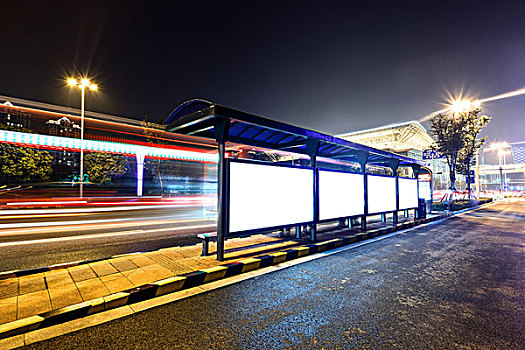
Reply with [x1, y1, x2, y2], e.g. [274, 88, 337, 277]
[430, 113, 466, 195]
[430, 109, 491, 203]
[0, 123, 53, 183]
[84, 152, 129, 184]
[456, 110, 491, 199]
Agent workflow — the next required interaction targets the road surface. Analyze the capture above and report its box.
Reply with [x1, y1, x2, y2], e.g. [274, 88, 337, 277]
[0, 205, 215, 271]
[23, 201, 525, 349]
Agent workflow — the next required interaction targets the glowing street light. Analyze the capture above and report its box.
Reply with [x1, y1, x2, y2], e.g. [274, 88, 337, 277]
[67, 77, 98, 198]
[448, 98, 481, 117]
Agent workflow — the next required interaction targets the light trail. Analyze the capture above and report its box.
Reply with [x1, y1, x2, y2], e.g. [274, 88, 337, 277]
[0, 217, 213, 231]
[6, 201, 88, 206]
[0, 213, 91, 220]
[418, 87, 525, 122]
[0, 203, 208, 216]
[0, 225, 216, 248]
[0, 218, 214, 236]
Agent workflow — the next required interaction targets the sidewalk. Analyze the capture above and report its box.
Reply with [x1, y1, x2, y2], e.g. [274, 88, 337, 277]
[0, 212, 447, 341]
[0, 234, 299, 325]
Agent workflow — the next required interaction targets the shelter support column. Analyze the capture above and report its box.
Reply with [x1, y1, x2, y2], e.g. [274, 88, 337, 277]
[136, 153, 145, 197]
[307, 140, 320, 242]
[215, 119, 230, 261]
[390, 160, 400, 225]
[411, 165, 421, 218]
[357, 151, 369, 231]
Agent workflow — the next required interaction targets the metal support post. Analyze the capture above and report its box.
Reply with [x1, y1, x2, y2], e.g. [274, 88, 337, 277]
[381, 213, 386, 222]
[215, 119, 230, 261]
[307, 140, 319, 242]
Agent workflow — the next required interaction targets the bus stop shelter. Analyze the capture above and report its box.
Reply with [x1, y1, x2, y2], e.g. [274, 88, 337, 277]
[166, 99, 428, 261]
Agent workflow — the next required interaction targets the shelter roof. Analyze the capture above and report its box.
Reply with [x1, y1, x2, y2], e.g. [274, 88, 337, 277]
[166, 100, 427, 167]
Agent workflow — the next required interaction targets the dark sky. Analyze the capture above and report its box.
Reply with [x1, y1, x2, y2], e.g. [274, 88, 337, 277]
[1, 0, 524, 142]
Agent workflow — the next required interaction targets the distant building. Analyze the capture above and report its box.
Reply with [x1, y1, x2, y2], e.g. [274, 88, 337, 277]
[46, 117, 81, 169]
[338, 121, 449, 190]
[0, 101, 31, 129]
[46, 116, 81, 138]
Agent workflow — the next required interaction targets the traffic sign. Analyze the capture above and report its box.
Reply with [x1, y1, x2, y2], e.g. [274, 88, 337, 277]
[466, 170, 475, 184]
[422, 149, 443, 160]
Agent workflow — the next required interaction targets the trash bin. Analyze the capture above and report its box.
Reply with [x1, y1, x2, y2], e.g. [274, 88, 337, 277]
[417, 198, 427, 219]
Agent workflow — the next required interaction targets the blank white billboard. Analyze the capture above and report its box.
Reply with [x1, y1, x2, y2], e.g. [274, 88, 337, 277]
[399, 178, 419, 209]
[418, 181, 431, 201]
[367, 175, 396, 214]
[229, 161, 313, 233]
[319, 170, 364, 220]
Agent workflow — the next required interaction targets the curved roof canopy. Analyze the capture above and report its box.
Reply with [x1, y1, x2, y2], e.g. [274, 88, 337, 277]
[166, 100, 427, 167]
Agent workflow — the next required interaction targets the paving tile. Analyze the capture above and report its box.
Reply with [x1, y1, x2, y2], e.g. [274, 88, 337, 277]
[76, 278, 110, 301]
[48, 283, 82, 310]
[99, 273, 134, 294]
[178, 248, 201, 258]
[17, 290, 51, 319]
[130, 255, 155, 268]
[89, 261, 118, 277]
[109, 258, 138, 272]
[122, 269, 157, 286]
[68, 265, 97, 283]
[140, 264, 173, 281]
[18, 275, 46, 295]
[44, 270, 73, 289]
[0, 296, 17, 324]
[0, 278, 18, 299]
[155, 249, 185, 260]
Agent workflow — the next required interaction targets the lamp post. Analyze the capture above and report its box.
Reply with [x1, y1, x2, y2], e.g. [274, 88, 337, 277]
[489, 142, 511, 197]
[67, 77, 97, 198]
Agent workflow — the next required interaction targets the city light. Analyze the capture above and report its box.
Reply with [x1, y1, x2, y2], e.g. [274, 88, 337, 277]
[0, 129, 218, 162]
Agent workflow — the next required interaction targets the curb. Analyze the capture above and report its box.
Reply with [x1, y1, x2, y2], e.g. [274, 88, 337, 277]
[0, 213, 452, 340]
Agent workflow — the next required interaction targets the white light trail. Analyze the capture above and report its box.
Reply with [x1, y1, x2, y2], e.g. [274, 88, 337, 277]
[0, 204, 206, 216]
[0, 225, 216, 247]
[0, 218, 213, 236]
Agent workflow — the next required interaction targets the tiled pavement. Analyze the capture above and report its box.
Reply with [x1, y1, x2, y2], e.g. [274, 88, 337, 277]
[0, 235, 300, 326]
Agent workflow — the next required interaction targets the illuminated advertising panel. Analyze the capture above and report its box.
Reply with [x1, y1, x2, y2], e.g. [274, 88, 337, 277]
[367, 175, 396, 214]
[418, 181, 431, 201]
[319, 170, 364, 220]
[399, 178, 418, 209]
[229, 161, 313, 233]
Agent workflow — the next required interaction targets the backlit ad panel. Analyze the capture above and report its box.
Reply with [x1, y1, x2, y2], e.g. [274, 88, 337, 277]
[229, 161, 313, 233]
[399, 178, 418, 209]
[319, 170, 364, 220]
[367, 175, 396, 214]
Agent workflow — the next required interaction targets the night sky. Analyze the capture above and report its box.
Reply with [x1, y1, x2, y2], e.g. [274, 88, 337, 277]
[1, 0, 524, 142]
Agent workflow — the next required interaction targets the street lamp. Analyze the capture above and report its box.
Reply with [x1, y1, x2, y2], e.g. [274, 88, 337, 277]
[67, 77, 98, 198]
[487, 142, 511, 196]
[448, 98, 480, 117]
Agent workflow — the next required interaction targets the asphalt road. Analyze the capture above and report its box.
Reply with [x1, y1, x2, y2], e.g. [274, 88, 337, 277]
[0, 206, 216, 271]
[22, 200, 525, 349]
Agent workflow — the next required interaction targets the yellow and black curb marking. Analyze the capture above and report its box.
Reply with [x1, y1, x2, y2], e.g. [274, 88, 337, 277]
[0, 214, 449, 339]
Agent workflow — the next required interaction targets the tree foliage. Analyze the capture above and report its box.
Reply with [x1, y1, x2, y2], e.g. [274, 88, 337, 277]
[456, 110, 491, 178]
[0, 123, 53, 183]
[84, 152, 129, 184]
[0, 144, 53, 182]
[430, 113, 466, 191]
[430, 109, 490, 195]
